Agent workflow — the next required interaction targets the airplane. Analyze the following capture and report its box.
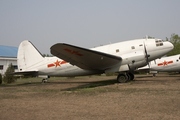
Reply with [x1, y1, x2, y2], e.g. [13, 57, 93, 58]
[15, 38, 174, 83]
[138, 54, 180, 76]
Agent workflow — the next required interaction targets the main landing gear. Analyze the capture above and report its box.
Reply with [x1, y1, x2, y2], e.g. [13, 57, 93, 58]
[42, 78, 48, 83]
[117, 72, 134, 83]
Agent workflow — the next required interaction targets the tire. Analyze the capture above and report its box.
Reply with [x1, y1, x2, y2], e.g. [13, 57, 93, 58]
[153, 74, 157, 77]
[128, 72, 134, 81]
[42, 79, 46, 83]
[117, 74, 128, 83]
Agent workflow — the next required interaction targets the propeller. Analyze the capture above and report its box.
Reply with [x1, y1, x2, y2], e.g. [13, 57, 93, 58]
[144, 38, 150, 68]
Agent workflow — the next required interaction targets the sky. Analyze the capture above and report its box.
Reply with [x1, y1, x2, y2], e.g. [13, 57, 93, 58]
[0, 0, 180, 54]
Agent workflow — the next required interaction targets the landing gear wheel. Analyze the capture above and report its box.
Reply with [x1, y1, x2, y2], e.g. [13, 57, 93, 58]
[42, 79, 48, 83]
[126, 73, 130, 81]
[153, 73, 157, 77]
[117, 74, 128, 83]
[128, 72, 134, 81]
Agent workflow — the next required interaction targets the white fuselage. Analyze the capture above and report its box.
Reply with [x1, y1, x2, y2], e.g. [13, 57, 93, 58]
[17, 39, 174, 77]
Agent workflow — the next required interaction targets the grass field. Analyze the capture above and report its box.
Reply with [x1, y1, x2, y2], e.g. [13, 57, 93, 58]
[0, 74, 180, 120]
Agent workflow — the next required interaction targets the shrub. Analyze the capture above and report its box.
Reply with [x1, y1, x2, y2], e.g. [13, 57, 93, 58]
[3, 63, 17, 84]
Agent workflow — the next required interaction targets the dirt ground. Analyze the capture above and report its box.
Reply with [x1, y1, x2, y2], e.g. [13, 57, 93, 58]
[0, 74, 180, 120]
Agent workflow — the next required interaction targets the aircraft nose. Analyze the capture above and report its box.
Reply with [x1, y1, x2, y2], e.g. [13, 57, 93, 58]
[167, 42, 174, 51]
[161, 41, 174, 54]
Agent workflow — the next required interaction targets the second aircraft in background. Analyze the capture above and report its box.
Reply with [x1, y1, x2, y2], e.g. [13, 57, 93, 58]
[139, 54, 180, 76]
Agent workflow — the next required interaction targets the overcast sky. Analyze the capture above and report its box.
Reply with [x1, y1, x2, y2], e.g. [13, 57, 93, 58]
[0, 0, 180, 54]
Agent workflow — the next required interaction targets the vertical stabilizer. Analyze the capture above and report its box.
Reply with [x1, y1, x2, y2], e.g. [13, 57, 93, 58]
[18, 40, 44, 71]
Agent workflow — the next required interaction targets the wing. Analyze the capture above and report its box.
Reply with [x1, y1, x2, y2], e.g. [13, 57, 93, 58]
[50, 43, 122, 70]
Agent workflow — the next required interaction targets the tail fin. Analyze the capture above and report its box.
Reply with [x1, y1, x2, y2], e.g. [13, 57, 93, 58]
[17, 40, 44, 71]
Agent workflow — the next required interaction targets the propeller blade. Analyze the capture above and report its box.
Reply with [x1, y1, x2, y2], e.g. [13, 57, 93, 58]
[143, 41, 150, 67]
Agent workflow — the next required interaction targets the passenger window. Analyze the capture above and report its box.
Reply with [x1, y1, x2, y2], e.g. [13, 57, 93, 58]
[131, 46, 135, 49]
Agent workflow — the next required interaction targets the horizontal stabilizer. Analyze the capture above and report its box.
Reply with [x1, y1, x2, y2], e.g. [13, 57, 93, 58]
[51, 43, 122, 70]
[12, 71, 38, 76]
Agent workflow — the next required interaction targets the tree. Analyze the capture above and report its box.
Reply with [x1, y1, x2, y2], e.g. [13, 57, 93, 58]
[0, 74, 2, 84]
[3, 63, 17, 84]
[167, 33, 180, 56]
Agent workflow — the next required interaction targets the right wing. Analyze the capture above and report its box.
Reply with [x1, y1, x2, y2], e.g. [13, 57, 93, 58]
[51, 43, 122, 70]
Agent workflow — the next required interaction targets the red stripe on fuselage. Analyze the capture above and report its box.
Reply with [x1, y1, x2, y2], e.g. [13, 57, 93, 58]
[48, 64, 55, 68]
[168, 61, 173, 64]
[158, 63, 163, 66]
[47, 61, 67, 68]
[157, 60, 173, 66]
[61, 61, 67, 64]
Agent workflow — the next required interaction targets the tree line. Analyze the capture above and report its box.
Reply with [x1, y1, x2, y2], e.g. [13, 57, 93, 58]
[166, 33, 180, 56]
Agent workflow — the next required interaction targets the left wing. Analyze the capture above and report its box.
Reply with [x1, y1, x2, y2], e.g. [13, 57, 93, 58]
[50, 43, 122, 70]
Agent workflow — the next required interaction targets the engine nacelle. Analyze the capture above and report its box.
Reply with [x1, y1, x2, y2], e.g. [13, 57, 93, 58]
[128, 59, 147, 70]
[105, 50, 147, 73]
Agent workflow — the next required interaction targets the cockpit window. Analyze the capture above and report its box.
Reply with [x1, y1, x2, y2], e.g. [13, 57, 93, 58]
[155, 39, 163, 47]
